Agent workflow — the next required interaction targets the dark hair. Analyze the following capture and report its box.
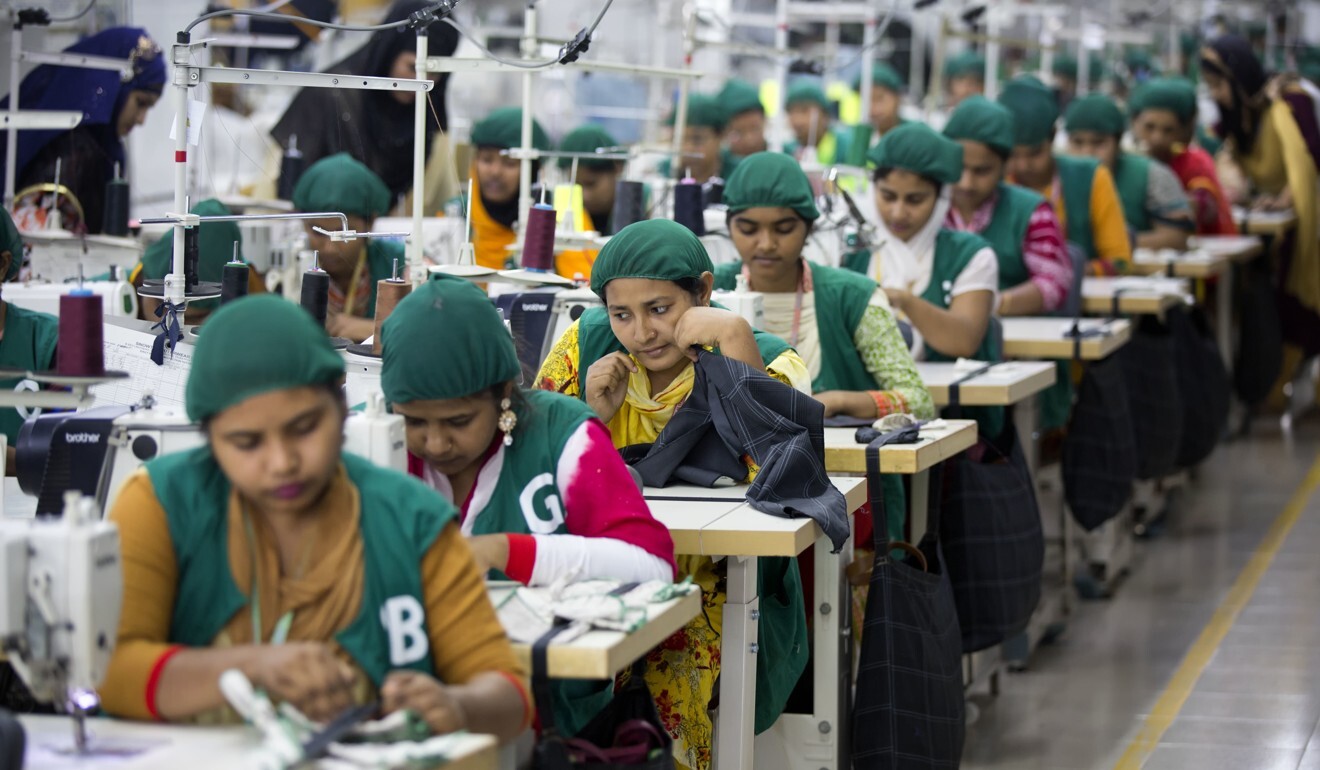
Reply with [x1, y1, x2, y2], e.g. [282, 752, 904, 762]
[871, 166, 943, 190]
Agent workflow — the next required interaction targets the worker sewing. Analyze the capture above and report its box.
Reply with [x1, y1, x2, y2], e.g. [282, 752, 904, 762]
[1128, 77, 1240, 236]
[1064, 93, 1195, 251]
[0, 209, 57, 467]
[660, 93, 740, 183]
[132, 199, 266, 326]
[783, 81, 852, 166]
[292, 153, 404, 343]
[99, 295, 530, 741]
[720, 78, 769, 157]
[460, 107, 554, 271]
[945, 51, 987, 108]
[556, 124, 624, 279]
[943, 96, 1072, 317]
[380, 275, 675, 734]
[855, 61, 907, 145]
[1, 27, 165, 235]
[536, 219, 808, 770]
[998, 76, 1133, 275]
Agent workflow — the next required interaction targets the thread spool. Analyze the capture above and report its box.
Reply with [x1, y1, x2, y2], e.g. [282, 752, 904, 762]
[610, 181, 646, 235]
[673, 178, 705, 236]
[56, 290, 105, 376]
[277, 135, 304, 201]
[183, 225, 200, 292]
[301, 268, 330, 328]
[103, 175, 130, 237]
[221, 262, 249, 305]
[522, 204, 557, 272]
[372, 279, 412, 355]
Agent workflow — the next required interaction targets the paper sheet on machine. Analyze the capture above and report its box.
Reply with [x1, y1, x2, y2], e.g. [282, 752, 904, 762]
[95, 317, 195, 411]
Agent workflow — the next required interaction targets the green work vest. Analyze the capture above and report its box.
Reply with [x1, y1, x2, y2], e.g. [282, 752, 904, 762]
[147, 449, 444, 686]
[571, 305, 807, 734]
[784, 127, 852, 167]
[1055, 154, 1100, 260]
[1112, 153, 1151, 234]
[978, 183, 1045, 291]
[0, 303, 58, 444]
[712, 262, 911, 542]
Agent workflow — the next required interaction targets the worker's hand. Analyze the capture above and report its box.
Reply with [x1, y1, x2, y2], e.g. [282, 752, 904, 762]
[584, 352, 635, 424]
[882, 288, 911, 316]
[465, 534, 510, 575]
[246, 642, 356, 723]
[1252, 187, 1293, 212]
[815, 390, 876, 420]
[326, 311, 375, 343]
[673, 306, 751, 362]
[381, 671, 467, 736]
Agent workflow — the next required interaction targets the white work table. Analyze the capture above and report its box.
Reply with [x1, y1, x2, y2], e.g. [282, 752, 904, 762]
[643, 475, 866, 770]
[19, 715, 498, 770]
[1081, 276, 1190, 316]
[914, 361, 1057, 408]
[490, 585, 701, 681]
[1232, 206, 1297, 237]
[1000, 317, 1132, 361]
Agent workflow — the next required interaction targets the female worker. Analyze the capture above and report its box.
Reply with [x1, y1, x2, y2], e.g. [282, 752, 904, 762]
[556, 124, 625, 279]
[1, 27, 166, 234]
[0, 209, 57, 460]
[1063, 93, 1195, 251]
[536, 219, 809, 769]
[380, 276, 675, 734]
[856, 62, 908, 145]
[132, 199, 266, 326]
[659, 94, 740, 184]
[99, 295, 530, 741]
[783, 81, 852, 166]
[458, 107, 554, 271]
[844, 122, 1002, 436]
[271, 0, 461, 201]
[1201, 35, 1320, 353]
[1128, 77, 1239, 236]
[292, 153, 404, 342]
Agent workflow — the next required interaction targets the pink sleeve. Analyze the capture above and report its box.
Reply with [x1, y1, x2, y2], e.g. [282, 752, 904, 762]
[558, 420, 677, 576]
[1021, 201, 1073, 312]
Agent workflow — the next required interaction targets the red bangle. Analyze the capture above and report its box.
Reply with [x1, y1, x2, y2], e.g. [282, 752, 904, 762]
[145, 645, 186, 721]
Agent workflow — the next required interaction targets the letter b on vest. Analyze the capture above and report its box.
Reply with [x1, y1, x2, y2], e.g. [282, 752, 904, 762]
[380, 596, 429, 666]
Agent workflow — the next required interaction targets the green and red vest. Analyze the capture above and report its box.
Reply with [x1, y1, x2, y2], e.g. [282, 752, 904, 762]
[1054, 154, 1100, 261]
[978, 183, 1046, 292]
[147, 449, 445, 686]
[1111, 152, 1152, 234]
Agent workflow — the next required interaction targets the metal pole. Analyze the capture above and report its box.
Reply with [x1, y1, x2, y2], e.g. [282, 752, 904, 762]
[671, 7, 697, 173]
[772, 0, 790, 152]
[985, 8, 1001, 101]
[859, 3, 876, 136]
[168, 39, 191, 307]
[5, 19, 21, 209]
[1077, 13, 1091, 96]
[909, 7, 925, 104]
[519, 2, 536, 234]
[411, 27, 427, 280]
[926, 16, 947, 113]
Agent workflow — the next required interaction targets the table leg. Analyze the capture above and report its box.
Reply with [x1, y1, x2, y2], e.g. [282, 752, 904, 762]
[812, 532, 848, 769]
[1013, 394, 1039, 481]
[910, 469, 930, 540]
[717, 555, 759, 770]
[1216, 268, 1234, 371]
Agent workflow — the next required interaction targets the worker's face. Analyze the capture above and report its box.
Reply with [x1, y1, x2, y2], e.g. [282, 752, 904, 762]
[1132, 108, 1184, 160]
[304, 214, 370, 277]
[873, 169, 939, 241]
[787, 103, 826, 146]
[869, 87, 901, 133]
[0, 250, 13, 284]
[604, 275, 713, 374]
[726, 110, 768, 157]
[475, 147, 521, 205]
[681, 126, 723, 176]
[1203, 71, 1234, 111]
[393, 388, 507, 479]
[946, 76, 983, 107]
[1007, 142, 1056, 190]
[729, 207, 809, 289]
[1056, 75, 1077, 96]
[953, 140, 1005, 213]
[208, 386, 346, 518]
[574, 165, 621, 220]
[1067, 130, 1119, 171]
[116, 90, 160, 137]
[387, 51, 440, 104]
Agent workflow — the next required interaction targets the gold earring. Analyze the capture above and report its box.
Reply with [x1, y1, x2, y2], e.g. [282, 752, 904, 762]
[498, 397, 517, 447]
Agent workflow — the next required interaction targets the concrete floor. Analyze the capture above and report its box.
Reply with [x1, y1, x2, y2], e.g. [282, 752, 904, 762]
[960, 415, 1320, 770]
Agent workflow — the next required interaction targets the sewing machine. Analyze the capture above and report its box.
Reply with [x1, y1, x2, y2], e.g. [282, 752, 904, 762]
[19, 230, 143, 285]
[5, 279, 140, 319]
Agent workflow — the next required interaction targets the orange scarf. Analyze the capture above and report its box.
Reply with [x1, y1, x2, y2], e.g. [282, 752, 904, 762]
[469, 183, 517, 271]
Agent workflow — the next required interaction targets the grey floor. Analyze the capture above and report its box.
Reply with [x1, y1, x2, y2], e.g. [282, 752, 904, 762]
[960, 415, 1320, 770]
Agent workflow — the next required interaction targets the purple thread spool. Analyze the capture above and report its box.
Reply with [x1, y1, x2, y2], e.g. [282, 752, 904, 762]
[57, 290, 105, 376]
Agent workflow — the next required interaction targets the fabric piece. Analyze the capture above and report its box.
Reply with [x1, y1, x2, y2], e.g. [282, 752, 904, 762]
[471, 106, 552, 151]
[943, 95, 1016, 156]
[1064, 94, 1127, 137]
[0, 209, 22, 281]
[100, 461, 526, 724]
[666, 94, 728, 131]
[292, 153, 392, 218]
[556, 125, 620, 171]
[719, 78, 765, 116]
[723, 151, 821, 222]
[381, 275, 521, 403]
[184, 294, 345, 423]
[998, 76, 1059, 147]
[589, 219, 712, 298]
[0, 303, 59, 444]
[866, 122, 964, 184]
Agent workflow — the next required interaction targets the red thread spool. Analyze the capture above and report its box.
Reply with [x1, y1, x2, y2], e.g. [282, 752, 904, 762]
[372, 280, 412, 355]
[57, 290, 105, 376]
[522, 203, 557, 272]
